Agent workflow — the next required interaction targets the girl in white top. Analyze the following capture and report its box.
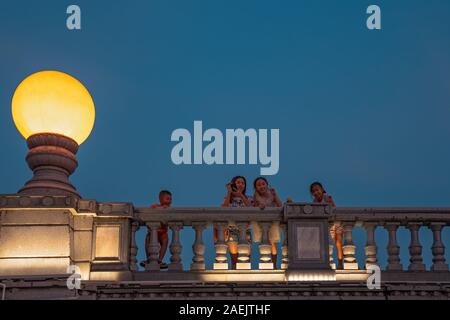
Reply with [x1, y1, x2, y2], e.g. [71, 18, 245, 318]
[310, 181, 343, 269]
[221, 176, 252, 269]
[252, 177, 283, 269]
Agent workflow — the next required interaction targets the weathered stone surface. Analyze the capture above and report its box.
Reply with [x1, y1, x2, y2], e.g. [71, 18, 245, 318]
[73, 231, 93, 261]
[73, 215, 94, 230]
[0, 225, 70, 257]
[1, 210, 70, 225]
[94, 225, 120, 259]
[0, 258, 70, 276]
[1, 276, 450, 300]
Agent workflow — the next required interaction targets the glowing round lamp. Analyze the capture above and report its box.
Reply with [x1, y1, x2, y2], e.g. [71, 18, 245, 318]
[12, 71, 96, 198]
[12, 70, 95, 144]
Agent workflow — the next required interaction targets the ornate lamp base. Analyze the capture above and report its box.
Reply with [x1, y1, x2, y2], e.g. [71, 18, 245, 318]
[18, 133, 80, 198]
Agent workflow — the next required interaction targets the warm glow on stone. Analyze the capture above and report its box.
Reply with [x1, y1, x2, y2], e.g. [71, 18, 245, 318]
[12, 70, 95, 145]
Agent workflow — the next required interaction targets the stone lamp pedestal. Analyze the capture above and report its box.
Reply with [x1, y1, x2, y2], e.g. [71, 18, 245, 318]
[18, 133, 80, 198]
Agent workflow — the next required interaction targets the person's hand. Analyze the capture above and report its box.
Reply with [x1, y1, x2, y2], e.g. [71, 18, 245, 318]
[226, 183, 233, 193]
[224, 228, 230, 241]
[270, 187, 277, 197]
[327, 195, 336, 207]
[234, 190, 244, 198]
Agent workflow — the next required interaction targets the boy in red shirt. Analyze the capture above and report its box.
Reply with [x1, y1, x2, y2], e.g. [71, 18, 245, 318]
[141, 190, 172, 269]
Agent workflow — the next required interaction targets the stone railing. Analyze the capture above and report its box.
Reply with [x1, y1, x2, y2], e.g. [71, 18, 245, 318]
[331, 207, 450, 272]
[133, 207, 287, 272]
[132, 205, 450, 277]
[1, 194, 450, 284]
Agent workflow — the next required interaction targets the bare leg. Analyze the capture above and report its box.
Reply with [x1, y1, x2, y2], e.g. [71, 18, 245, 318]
[271, 242, 277, 269]
[228, 242, 238, 269]
[335, 232, 343, 261]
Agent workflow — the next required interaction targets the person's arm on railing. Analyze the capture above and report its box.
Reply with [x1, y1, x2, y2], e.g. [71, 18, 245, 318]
[271, 188, 283, 207]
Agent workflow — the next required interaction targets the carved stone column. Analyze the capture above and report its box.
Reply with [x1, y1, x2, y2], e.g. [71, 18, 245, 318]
[213, 222, 229, 270]
[259, 222, 273, 270]
[191, 222, 206, 271]
[129, 221, 140, 271]
[407, 222, 425, 271]
[386, 222, 403, 271]
[343, 223, 358, 270]
[364, 222, 378, 269]
[236, 222, 251, 270]
[430, 223, 449, 271]
[145, 222, 160, 271]
[168, 223, 183, 271]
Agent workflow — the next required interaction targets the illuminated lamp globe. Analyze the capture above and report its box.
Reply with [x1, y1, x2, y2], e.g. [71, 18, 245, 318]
[11, 71, 96, 198]
[12, 70, 95, 145]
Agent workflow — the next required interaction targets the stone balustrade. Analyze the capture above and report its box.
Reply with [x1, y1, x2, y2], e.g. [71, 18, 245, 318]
[134, 207, 285, 272]
[332, 207, 450, 272]
[132, 205, 450, 277]
[1, 195, 450, 287]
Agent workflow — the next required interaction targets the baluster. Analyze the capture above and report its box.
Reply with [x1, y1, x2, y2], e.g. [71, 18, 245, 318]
[213, 222, 229, 270]
[259, 222, 273, 270]
[168, 222, 183, 271]
[430, 223, 449, 271]
[364, 222, 378, 269]
[145, 222, 160, 271]
[407, 222, 425, 271]
[281, 224, 289, 270]
[343, 222, 358, 270]
[191, 222, 206, 271]
[329, 244, 336, 270]
[329, 222, 336, 270]
[236, 222, 251, 269]
[385, 222, 403, 271]
[129, 221, 140, 271]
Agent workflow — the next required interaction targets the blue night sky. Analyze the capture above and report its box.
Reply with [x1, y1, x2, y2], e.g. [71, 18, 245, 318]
[1, 1, 449, 270]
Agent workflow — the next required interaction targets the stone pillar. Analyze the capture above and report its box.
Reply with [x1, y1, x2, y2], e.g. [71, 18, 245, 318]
[259, 222, 273, 270]
[407, 222, 425, 271]
[145, 222, 160, 271]
[364, 222, 378, 269]
[281, 224, 289, 270]
[168, 223, 183, 271]
[284, 204, 334, 281]
[236, 222, 251, 270]
[129, 221, 139, 272]
[430, 223, 449, 271]
[191, 222, 206, 271]
[213, 222, 228, 270]
[343, 223, 358, 270]
[386, 222, 403, 271]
